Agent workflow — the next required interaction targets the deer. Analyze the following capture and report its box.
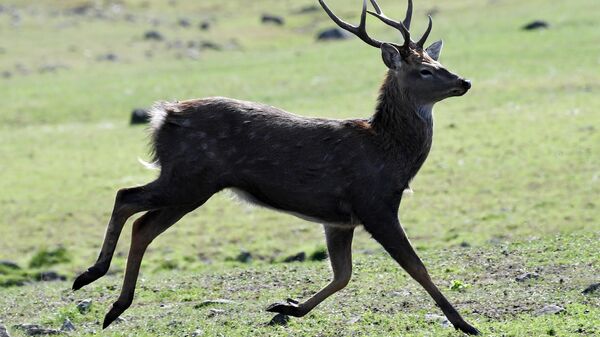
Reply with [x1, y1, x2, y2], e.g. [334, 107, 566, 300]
[72, 0, 478, 334]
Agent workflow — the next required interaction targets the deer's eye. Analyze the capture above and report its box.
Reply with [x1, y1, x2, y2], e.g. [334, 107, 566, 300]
[420, 69, 433, 77]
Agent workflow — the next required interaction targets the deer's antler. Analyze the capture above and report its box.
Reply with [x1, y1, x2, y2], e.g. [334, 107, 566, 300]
[318, 0, 384, 48]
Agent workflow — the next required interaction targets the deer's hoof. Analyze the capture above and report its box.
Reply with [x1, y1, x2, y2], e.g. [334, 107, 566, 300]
[72, 265, 107, 290]
[266, 298, 305, 317]
[103, 301, 130, 329]
[456, 322, 480, 335]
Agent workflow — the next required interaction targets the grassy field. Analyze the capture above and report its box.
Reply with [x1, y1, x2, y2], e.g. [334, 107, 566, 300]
[0, 0, 599, 336]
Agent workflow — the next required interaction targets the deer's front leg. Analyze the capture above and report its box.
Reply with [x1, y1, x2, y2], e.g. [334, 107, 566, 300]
[361, 212, 480, 335]
[267, 225, 354, 317]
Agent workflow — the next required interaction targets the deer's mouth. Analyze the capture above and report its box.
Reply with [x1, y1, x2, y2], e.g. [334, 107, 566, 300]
[449, 80, 471, 97]
[449, 88, 468, 96]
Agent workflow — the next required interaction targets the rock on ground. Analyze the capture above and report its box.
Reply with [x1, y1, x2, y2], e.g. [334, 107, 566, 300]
[0, 324, 10, 337]
[199, 21, 210, 30]
[515, 272, 539, 282]
[0, 260, 20, 269]
[236, 250, 252, 263]
[582, 283, 600, 294]
[268, 314, 289, 326]
[283, 252, 306, 263]
[144, 30, 163, 41]
[61, 318, 75, 332]
[261, 14, 284, 26]
[190, 329, 203, 337]
[522, 20, 549, 30]
[535, 305, 565, 315]
[292, 5, 319, 15]
[130, 108, 150, 125]
[424, 313, 451, 328]
[207, 309, 225, 317]
[77, 299, 92, 314]
[37, 271, 66, 282]
[178, 18, 191, 28]
[317, 28, 351, 41]
[13, 324, 60, 336]
[194, 299, 237, 308]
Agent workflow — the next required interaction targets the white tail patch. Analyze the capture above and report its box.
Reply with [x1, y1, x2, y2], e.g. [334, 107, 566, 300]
[148, 101, 181, 132]
[137, 157, 160, 170]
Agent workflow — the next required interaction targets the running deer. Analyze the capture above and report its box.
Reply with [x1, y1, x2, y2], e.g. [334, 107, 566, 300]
[73, 0, 478, 334]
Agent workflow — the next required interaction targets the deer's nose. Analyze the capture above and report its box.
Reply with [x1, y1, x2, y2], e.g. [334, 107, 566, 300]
[461, 79, 472, 90]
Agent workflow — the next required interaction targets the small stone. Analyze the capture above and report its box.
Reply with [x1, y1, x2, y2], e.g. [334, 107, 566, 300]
[515, 272, 539, 282]
[166, 320, 180, 327]
[199, 21, 210, 31]
[535, 305, 565, 315]
[261, 14, 284, 26]
[190, 329, 203, 337]
[178, 18, 191, 28]
[61, 318, 75, 332]
[317, 28, 351, 41]
[38, 64, 69, 74]
[68, 3, 92, 15]
[0, 260, 20, 269]
[283, 252, 306, 263]
[522, 20, 549, 31]
[424, 313, 451, 328]
[96, 53, 118, 62]
[346, 316, 361, 324]
[186, 48, 201, 60]
[293, 5, 319, 15]
[268, 314, 289, 326]
[13, 324, 61, 336]
[77, 299, 92, 314]
[199, 41, 222, 51]
[0, 324, 10, 337]
[207, 309, 225, 317]
[144, 30, 163, 41]
[194, 299, 237, 309]
[309, 248, 328, 261]
[582, 283, 600, 295]
[37, 271, 66, 282]
[236, 250, 252, 263]
[129, 108, 150, 125]
[130, 108, 150, 125]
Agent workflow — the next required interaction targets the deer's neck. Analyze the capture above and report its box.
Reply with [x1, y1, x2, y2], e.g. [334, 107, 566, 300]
[371, 72, 434, 169]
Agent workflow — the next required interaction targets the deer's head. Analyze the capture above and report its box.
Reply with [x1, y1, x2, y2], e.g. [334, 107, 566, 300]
[319, 0, 471, 107]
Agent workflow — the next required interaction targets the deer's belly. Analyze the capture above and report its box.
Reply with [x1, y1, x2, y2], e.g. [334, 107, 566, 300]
[228, 187, 357, 227]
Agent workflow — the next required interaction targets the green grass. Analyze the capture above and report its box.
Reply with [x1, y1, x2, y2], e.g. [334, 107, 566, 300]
[0, 0, 599, 336]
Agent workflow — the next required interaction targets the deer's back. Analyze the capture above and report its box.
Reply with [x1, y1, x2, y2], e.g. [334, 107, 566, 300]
[151, 97, 400, 225]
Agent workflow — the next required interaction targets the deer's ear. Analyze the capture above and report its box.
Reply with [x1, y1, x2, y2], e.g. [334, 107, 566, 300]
[381, 43, 402, 70]
[425, 40, 443, 61]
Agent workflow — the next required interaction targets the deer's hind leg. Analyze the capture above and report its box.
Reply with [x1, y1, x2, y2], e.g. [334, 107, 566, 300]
[267, 225, 354, 317]
[73, 183, 164, 290]
[102, 201, 204, 328]
[73, 174, 216, 291]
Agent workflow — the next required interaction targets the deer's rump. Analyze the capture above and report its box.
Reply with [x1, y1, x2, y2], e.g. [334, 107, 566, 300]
[147, 97, 384, 225]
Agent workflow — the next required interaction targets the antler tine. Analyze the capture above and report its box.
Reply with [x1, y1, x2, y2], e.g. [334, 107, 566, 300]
[367, 0, 412, 46]
[369, 0, 382, 14]
[416, 15, 432, 48]
[403, 0, 413, 30]
[318, 0, 383, 49]
[366, 10, 411, 47]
